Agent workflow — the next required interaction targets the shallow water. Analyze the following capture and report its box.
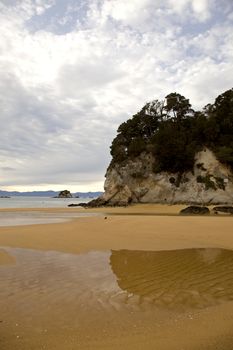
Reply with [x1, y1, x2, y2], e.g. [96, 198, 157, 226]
[0, 196, 91, 209]
[111, 248, 233, 310]
[0, 211, 101, 226]
[1, 247, 233, 349]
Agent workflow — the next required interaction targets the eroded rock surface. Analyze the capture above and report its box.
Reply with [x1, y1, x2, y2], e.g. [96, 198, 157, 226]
[96, 149, 233, 206]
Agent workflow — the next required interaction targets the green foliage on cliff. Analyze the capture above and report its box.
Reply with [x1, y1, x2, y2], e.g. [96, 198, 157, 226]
[110, 88, 233, 173]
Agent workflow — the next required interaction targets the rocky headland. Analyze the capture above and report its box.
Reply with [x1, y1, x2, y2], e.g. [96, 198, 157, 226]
[90, 148, 233, 206]
[88, 89, 233, 207]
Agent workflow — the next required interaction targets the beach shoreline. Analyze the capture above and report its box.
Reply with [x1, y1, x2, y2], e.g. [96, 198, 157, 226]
[0, 202, 230, 214]
[0, 204, 233, 253]
[1, 204, 233, 349]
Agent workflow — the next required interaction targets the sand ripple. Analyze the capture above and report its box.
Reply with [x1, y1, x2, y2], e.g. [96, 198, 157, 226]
[1, 247, 233, 317]
[110, 248, 233, 310]
[1, 247, 233, 349]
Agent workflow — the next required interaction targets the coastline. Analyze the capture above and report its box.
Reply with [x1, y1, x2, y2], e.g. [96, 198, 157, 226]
[0, 204, 233, 253]
[0, 202, 229, 214]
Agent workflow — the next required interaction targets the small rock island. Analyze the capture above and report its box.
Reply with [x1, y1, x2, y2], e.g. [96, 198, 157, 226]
[57, 190, 72, 198]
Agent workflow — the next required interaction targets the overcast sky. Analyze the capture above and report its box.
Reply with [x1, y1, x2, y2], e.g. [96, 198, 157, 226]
[0, 0, 232, 192]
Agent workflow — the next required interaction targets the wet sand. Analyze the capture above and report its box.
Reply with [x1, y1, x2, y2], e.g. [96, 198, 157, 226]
[0, 248, 15, 265]
[0, 205, 233, 349]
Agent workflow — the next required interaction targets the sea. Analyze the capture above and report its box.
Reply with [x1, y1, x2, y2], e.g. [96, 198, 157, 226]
[0, 197, 97, 226]
[0, 196, 91, 209]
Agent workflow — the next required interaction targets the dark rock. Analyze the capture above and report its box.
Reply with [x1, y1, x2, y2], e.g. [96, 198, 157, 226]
[86, 197, 107, 207]
[180, 206, 210, 215]
[68, 199, 107, 208]
[212, 206, 233, 214]
[57, 190, 72, 198]
[76, 202, 89, 207]
[78, 195, 130, 208]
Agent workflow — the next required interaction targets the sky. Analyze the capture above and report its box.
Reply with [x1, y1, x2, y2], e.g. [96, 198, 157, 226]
[0, 0, 232, 192]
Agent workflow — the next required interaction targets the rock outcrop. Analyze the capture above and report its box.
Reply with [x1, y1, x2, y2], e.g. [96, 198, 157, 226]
[212, 206, 233, 214]
[57, 190, 72, 198]
[180, 206, 210, 215]
[96, 148, 233, 206]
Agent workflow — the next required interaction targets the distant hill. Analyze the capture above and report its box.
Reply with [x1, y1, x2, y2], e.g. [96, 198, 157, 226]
[0, 190, 103, 198]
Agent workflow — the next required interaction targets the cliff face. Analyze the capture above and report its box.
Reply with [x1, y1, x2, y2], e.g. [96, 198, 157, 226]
[100, 149, 233, 205]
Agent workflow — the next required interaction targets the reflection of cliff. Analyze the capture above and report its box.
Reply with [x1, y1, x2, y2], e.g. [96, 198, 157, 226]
[110, 248, 233, 310]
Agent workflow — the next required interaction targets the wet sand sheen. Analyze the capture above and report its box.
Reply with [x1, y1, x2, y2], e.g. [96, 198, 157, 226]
[1, 207, 233, 349]
[1, 214, 233, 254]
[111, 248, 233, 310]
[1, 246, 233, 349]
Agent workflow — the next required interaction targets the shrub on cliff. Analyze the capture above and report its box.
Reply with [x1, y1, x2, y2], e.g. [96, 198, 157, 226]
[110, 88, 233, 173]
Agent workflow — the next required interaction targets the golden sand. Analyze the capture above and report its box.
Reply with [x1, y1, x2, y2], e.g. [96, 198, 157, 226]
[0, 248, 15, 265]
[0, 205, 233, 349]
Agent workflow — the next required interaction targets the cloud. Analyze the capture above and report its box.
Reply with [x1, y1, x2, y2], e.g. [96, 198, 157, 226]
[101, 0, 151, 25]
[1, 167, 16, 172]
[168, 0, 212, 21]
[0, 0, 232, 191]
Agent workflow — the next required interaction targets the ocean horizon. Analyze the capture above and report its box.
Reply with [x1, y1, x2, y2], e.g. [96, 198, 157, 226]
[0, 196, 92, 209]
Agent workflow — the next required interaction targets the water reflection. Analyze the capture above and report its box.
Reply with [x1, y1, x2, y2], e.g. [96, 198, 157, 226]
[1, 246, 233, 349]
[1, 247, 233, 317]
[110, 248, 233, 310]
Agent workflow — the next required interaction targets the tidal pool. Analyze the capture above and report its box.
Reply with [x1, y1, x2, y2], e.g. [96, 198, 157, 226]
[1, 247, 233, 349]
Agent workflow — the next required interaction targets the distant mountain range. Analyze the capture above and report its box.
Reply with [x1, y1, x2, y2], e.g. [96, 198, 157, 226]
[0, 190, 103, 198]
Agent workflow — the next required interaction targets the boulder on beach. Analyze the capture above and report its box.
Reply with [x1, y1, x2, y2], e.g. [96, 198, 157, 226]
[180, 206, 210, 215]
[212, 206, 233, 214]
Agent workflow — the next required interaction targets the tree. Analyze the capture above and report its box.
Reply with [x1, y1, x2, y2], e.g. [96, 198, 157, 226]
[110, 134, 128, 162]
[216, 146, 233, 164]
[164, 92, 193, 123]
[152, 122, 195, 173]
[109, 88, 233, 172]
[205, 88, 233, 167]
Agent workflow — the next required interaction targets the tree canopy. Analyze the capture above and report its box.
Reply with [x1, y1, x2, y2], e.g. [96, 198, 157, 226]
[110, 88, 233, 173]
